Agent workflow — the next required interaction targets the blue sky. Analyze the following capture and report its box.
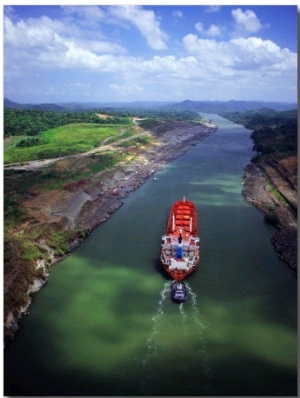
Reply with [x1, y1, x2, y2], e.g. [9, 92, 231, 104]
[3, 4, 298, 104]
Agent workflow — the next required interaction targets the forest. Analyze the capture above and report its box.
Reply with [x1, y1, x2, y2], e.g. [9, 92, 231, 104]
[4, 108, 200, 138]
[4, 109, 132, 137]
[220, 108, 297, 159]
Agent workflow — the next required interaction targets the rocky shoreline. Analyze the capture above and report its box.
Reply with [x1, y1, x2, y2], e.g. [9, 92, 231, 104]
[242, 162, 297, 275]
[76, 122, 216, 230]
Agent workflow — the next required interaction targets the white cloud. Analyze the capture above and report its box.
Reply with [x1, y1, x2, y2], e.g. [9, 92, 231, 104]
[231, 8, 263, 37]
[206, 24, 221, 37]
[4, 13, 127, 74]
[4, 15, 64, 48]
[195, 22, 203, 33]
[61, 6, 107, 31]
[63, 37, 126, 55]
[108, 5, 168, 50]
[182, 34, 296, 73]
[196, 8, 264, 42]
[3, 6, 297, 103]
[4, 11, 296, 78]
[195, 22, 221, 37]
[231, 37, 296, 71]
[62, 5, 105, 21]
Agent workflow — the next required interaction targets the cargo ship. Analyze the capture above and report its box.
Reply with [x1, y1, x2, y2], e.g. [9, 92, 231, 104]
[160, 197, 200, 281]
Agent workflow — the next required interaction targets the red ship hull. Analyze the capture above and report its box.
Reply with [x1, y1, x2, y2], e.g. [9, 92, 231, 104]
[160, 198, 200, 281]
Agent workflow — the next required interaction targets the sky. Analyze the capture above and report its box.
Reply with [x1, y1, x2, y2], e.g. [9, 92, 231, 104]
[3, 3, 298, 104]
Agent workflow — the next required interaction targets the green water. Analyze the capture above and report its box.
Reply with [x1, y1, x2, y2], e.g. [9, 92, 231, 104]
[4, 115, 297, 396]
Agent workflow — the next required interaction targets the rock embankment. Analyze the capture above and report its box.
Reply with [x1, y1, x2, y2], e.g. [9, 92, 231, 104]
[242, 155, 297, 275]
[77, 121, 216, 230]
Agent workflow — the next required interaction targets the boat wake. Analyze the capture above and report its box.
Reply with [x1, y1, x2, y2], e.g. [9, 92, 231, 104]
[178, 302, 187, 322]
[138, 281, 171, 394]
[185, 282, 213, 393]
[142, 281, 170, 366]
[138, 281, 212, 395]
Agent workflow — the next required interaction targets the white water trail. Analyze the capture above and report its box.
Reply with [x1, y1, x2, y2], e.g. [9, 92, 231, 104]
[138, 281, 170, 394]
[185, 282, 213, 393]
[178, 302, 187, 322]
[186, 282, 206, 329]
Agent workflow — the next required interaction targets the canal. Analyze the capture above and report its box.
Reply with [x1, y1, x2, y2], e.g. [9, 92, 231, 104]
[4, 114, 297, 396]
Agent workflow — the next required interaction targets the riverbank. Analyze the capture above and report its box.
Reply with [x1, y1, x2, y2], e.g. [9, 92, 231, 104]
[4, 120, 217, 344]
[242, 159, 297, 275]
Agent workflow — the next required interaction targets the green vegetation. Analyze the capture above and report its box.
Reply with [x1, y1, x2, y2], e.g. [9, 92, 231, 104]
[220, 108, 296, 129]
[4, 107, 199, 139]
[21, 240, 45, 262]
[220, 108, 297, 159]
[41, 152, 127, 190]
[97, 108, 200, 121]
[265, 177, 286, 203]
[103, 127, 136, 144]
[4, 123, 126, 163]
[4, 152, 127, 193]
[4, 107, 202, 163]
[4, 197, 28, 229]
[16, 137, 47, 148]
[4, 222, 79, 332]
[119, 135, 153, 147]
[4, 108, 132, 137]
[4, 135, 28, 150]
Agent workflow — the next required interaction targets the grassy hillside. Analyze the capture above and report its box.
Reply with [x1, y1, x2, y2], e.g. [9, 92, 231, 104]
[4, 108, 131, 137]
[4, 123, 133, 163]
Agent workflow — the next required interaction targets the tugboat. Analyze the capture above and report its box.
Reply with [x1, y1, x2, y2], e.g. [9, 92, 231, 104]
[171, 281, 187, 303]
[160, 197, 200, 281]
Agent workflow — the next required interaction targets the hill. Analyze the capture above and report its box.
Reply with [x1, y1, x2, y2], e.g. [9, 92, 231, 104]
[4, 98, 173, 112]
[4, 98, 65, 112]
[4, 98, 297, 113]
[164, 99, 297, 113]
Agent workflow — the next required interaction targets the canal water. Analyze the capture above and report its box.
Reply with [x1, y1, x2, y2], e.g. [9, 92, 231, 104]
[4, 115, 297, 396]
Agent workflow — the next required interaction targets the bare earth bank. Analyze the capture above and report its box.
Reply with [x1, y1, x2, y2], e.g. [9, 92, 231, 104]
[242, 158, 297, 275]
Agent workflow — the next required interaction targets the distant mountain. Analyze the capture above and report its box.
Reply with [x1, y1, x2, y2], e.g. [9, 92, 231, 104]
[4, 98, 297, 113]
[4, 98, 174, 112]
[164, 99, 297, 113]
[57, 100, 175, 111]
[4, 98, 65, 112]
[4, 98, 21, 108]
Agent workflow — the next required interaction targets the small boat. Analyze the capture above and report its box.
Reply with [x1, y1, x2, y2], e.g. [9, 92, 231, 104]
[171, 281, 187, 303]
[160, 197, 200, 281]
